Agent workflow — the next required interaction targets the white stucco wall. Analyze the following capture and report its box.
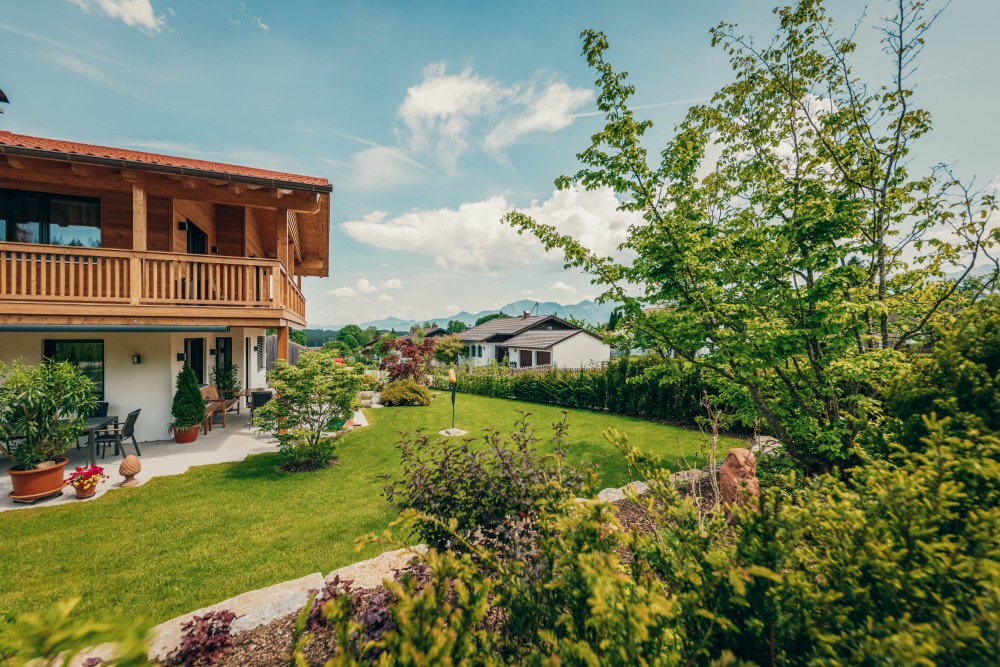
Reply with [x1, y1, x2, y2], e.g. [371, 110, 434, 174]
[551, 332, 611, 367]
[0, 327, 269, 442]
[462, 341, 496, 367]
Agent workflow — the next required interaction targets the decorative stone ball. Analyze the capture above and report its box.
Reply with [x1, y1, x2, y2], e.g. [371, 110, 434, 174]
[120, 455, 141, 477]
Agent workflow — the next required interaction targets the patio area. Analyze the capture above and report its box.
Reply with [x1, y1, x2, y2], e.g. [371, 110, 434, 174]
[1, 412, 277, 513]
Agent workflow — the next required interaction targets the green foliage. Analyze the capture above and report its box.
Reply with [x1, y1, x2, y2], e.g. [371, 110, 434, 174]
[383, 413, 596, 551]
[302, 328, 339, 348]
[324, 413, 1000, 665]
[503, 3, 998, 469]
[885, 297, 1000, 451]
[474, 312, 510, 326]
[209, 363, 241, 401]
[0, 597, 151, 666]
[357, 373, 381, 392]
[0, 359, 98, 470]
[433, 356, 713, 426]
[170, 365, 205, 432]
[380, 380, 431, 407]
[432, 334, 465, 364]
[289, 330, 308, 346]
[446, 320, 468, 334]
[254, 351, 361, 471]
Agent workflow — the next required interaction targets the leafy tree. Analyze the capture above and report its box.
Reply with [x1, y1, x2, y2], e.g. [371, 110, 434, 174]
[370, 332, 397, 357]
[505, 2, 997, 468]
[289, 330, 308, 346]
[362, 326, 380, 344]
[446, 319, 469, 334]
[475, 312, 511, 326]
[302, 328, 339, 347]
[433, 334, 465, 364]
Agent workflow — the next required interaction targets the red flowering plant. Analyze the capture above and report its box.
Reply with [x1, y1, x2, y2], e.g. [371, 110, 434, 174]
[65, 465, 108, 492]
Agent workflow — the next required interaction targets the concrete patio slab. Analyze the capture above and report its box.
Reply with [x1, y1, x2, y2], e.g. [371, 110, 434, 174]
[0, 412, 277, 513]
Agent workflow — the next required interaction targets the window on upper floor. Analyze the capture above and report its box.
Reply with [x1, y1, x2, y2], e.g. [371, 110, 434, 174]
[0, 189, 101, 247]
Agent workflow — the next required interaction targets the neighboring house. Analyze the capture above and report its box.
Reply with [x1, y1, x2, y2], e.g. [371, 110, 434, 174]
[361, 325, 449, 358]
[0, 131, 332, 441]
[459, 312, 610, 368]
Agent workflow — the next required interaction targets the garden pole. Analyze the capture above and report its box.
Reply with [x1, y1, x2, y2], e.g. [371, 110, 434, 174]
[448, 368, 457, 429]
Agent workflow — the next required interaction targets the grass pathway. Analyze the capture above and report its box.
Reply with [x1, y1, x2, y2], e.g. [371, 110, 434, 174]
[0, 394, 740, 624]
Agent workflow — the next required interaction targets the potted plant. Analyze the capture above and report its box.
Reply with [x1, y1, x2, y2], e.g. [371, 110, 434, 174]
[210, 363, 241, 401]
[65, 465, 107, 499]
[0, 359, 98, 501]
[171, 365, 205, 444]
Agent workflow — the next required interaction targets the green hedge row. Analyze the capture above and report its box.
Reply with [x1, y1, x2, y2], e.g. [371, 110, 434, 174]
[433, 356, 710, 425]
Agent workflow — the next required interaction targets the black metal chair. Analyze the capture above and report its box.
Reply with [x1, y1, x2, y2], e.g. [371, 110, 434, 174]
[96, 409, 141, 458]
[249, 391, 272, 426]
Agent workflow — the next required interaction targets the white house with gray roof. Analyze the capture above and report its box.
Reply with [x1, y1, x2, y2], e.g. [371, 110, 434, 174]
[459, 312, 610, 369]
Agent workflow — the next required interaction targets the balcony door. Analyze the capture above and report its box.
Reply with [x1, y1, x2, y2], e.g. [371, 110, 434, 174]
[185, 221, 208, 300]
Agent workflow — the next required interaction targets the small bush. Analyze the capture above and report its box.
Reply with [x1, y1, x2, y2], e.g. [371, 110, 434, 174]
[380, 380, 431, 406]
[358, 373, 381, 392]
[383, 413, 596, 551]
[171, 364, 206, 432]
[165, 610, 236, 666]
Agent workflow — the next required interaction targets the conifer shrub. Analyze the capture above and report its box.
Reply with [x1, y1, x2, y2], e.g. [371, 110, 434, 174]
[380, 380, 432, 407]
[171, 365, 205, 431]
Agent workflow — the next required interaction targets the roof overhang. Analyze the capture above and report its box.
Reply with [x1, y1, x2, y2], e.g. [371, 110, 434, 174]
[0, 325, 231, 333]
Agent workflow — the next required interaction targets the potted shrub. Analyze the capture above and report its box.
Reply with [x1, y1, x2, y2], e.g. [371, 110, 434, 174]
[210, 363, 241, 401]
[171, 365, 205, 444]
[0, 359, 98, 500]
[65, 464, 107, 499]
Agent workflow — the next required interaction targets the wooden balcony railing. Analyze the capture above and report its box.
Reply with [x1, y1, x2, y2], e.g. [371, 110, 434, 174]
[0, 242, 305, 321]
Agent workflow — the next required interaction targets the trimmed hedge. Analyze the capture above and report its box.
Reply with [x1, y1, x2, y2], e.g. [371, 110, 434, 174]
[434, 356, 710, 425]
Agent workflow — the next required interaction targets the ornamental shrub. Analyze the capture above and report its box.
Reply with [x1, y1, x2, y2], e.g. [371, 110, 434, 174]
[380, 380, 431, 407]
[171, 364, 205, 432]
[383, 412, 596, 551]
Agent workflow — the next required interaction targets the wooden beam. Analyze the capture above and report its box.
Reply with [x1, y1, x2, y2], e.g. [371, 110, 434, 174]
[276, 209, 289, 268]
[0, 161, 324, 212]
[276, 326, 290, 362]
[70, 163, 105, 178]
[2, 154, 24, 170]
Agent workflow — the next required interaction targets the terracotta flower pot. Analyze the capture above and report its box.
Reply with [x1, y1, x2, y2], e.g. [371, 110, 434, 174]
[74, 485, 96, 499]
[6, 457, 69, 501]
[174, 424, 200, 444]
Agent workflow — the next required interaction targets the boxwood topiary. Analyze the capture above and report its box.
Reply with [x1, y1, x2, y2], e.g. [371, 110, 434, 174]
[380, 380, 432, 406]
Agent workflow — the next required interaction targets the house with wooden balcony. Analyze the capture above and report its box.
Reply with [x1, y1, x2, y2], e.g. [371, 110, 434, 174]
[0, 131, 331, 441]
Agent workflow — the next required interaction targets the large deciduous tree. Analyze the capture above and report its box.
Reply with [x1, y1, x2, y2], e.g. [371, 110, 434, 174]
[505, 0, 997, 468]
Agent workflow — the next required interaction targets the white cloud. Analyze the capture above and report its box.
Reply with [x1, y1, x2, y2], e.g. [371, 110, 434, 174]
[351, 146, 423, 190]
[68, 0, 165, 33]
[328, 286, 357, 298]
[377, 294, 394, 302]
[521, 290, 534, 296]
[251, 16, 268, 31]
[550, 281, 577, 294]
[341, 184, 640, 272]
[354, 278, 379, 296]
[328, 278, 386, 300]
[397, 63, 591, 171]
[485, 82, 592, 157]
[380, 278, 403, 289]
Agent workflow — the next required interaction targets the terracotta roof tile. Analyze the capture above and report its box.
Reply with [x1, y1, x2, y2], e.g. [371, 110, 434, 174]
[0, 130, 330, 189]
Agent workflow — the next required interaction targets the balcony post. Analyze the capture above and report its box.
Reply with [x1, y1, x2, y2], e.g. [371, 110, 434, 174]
[276, 325, 289, 362]
[276, 208, 288, 269]
[130, 182, 147, 304]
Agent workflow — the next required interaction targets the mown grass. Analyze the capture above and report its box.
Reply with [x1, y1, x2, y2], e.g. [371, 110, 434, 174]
[0, 393, 741, 624]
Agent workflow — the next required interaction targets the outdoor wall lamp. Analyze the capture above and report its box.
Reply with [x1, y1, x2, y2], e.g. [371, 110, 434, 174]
[177, 221, 187, 231]
[132, 354, 142, 365]
[211, 246, 219, 254]
[176, 353, 186, 362]
[209, 348, 216, 356]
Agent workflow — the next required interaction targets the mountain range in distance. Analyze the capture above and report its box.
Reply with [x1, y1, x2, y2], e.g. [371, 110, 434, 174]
[321, 299, 618, 331]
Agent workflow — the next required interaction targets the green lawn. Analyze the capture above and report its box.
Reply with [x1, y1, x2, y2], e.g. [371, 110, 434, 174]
[0, 394, 741, 625]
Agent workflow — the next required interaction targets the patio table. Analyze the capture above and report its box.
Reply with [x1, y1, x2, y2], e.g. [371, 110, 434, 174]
[80, 415, 117, 466]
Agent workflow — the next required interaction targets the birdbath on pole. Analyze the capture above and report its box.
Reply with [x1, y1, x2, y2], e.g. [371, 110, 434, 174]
[438, 367, 467, 436]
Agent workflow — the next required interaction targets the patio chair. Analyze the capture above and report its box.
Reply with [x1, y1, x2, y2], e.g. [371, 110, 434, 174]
[96, 409, 142, 459]
[249, 391, 272, 426]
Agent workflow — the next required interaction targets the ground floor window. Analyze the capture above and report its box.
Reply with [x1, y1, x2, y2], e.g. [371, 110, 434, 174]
[42, 339, 104, 400]
[536, 350, 551, 366]
[519, 349, 533, 367]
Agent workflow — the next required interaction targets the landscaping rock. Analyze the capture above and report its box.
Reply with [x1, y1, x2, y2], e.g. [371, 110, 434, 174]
[597, 481, 649, 503]
[751, 435, 784, 458]
[326, 545, 428, 590]
[148, 571, 325, 660]
[670, 468, 710, 491]
[720, 448, 760, 507]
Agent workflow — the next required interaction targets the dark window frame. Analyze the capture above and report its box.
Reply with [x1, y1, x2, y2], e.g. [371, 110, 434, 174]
[0, 188, 102, 246]
[42, 339, 105, 400]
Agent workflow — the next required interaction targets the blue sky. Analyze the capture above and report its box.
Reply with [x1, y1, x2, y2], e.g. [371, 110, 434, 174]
[1, 0, 997, 326]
